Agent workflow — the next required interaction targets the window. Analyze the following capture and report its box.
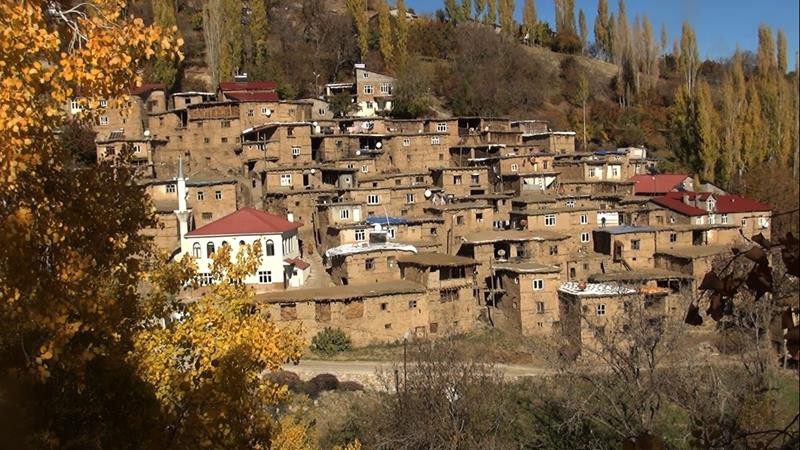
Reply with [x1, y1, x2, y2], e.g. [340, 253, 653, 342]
[721, 213, 729, 224]
[206, 242, 215, 257]
[197, 191, 204, 201]
[510, 163, 519, 172]
[202, 212, 213, 221]
[536, 302, 545, 314]
[669, 233, 677, 242]
[367, 194, 380, 205]
[402, 137, 411, 147]
[265, 240, 275, 256]
[364, 258, 375, 271]
[214, 191, 222, 200]
[184, 98, 192, 105]
[596, 304, 606, 316]
[543, 160, 549, 169]
[532, 279, 544, 290]
[199, 272, 213, 286]
[70, 99, 80, 111]
[280, 174, 292, 186]
[339, 209, 350, 220]
[99, 116, 108, 125]
[361, 165, 369, 173]
[455, 215, 464, 225]
[221, 137, 228, 143]
[380, 83, 391, 94]
[387, 256, 396, 268]
[258, 271, 273, 283]
[363, 71, 369, 78]
[204, 137, 210, 144]
[581, 232, 590, 243]
[436, 122, 448, 132]
[363, 84, 373, 94]
[415, 176, 425, 184]
[453, 175, 462, 185]
[580, 214, 588, 224]
[247, 109, 254, 117]
[430, 227, 438, 236]
[611, 166, 619, 177]
[387, 228, 396, 239]
[566, 200, 575, 208]
[408, 300, 417, 309]
[741, 218, 747, 227]
[261, 107, 270, 115]
[105, 146, 115, 157]
[549, 245, 558, 256]
[589, 168, 596, 177]
[631, 239, 641, 250]
[475, 212, 483, 222]
[471, 174, 480, 184]
[431, 136, 440, 145]
[406, 193, 415, 204]
[166, 184, 176, 193]
[221, 120, 231, 128]
[291, 147, 301, 156]
[355, 229, 365, 241]
[380, 302, 388, 311]
[192, 243, 201, 257]
[544, 214, 556, 226]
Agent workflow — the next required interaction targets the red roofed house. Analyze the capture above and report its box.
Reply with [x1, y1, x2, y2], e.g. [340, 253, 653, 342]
[630, 174, 692, 195]
[218, 81, 279, 102]
[181, 205, 310, 290]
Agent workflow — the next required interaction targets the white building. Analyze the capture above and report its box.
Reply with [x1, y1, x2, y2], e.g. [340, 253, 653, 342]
[172, 162, 309, 289]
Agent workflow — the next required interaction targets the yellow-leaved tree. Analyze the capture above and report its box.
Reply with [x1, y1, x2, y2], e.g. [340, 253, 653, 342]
[134, 242, 303, 448]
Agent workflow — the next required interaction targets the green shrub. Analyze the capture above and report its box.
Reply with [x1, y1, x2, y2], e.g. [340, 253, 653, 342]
[311, 327, 352, 356]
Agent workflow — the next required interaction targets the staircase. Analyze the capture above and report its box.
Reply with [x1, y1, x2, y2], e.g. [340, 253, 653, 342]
[297, 250, 334, 289]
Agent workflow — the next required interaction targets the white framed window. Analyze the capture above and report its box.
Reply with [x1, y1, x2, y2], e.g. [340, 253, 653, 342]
[361, 165, 369, 173]
[99, 116, 109, 125]
[670, 233, 677, 242]
[291, 147, 301, 156]
[611, 166, 619, 177]
[596, 304, 606, 316]
[363, 71, 369, 78]
[192, 243, 201, 257]
[339, 209, 350, 220]
[566, 200, 575, 208]
[544, 214, 556, 226]
[247, 109, 255, 117]
[70, 99, 80, 112]
[721, 213, 729, 224]
[406, 193, 415, 203]
[536, 301, 545, 314]
[197, 191, 204, 201]
[355, 229, 366, 241]
[580, 214, 588, 224]
[363, 84, 373, 94]
[367, 194, 380, 205]
[436, 122, 448, 132]
[403, 138, 411, 147]
[510, 163, 519, 172]
[387, 228, 396, 238]
[258, 270, 273, 283]
[380, 83, 391, 94]
[707, 199, 715, 211]
[166, 184, 176, 193]
[215, 191, 222, 200]
[532, 279, 544, 290]
[580, 232, 590, 243]
[589, 168, 596, 178]
[758, 216, 769, 228]
[741, 218, 747, 227]
[453, 175, 462, 185]
[280, 174, 292, 186]
[431, 136, 440, 145]
[261, 107, 269, 115]
[99, 99, 108, 108]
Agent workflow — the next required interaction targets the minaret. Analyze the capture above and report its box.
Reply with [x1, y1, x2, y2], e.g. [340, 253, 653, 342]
[174, 157, 192, 254]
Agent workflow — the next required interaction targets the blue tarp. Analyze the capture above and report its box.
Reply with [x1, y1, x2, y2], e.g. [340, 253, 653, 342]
[366, 215, 407, 225]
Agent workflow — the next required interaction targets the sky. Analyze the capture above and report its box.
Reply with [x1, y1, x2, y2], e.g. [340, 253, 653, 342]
[403, 0, 800, 63]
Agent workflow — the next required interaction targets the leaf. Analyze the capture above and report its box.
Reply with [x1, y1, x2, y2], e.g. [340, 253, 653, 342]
[622, 433, 665, 450]
[685, 304, 703, 326]
[699, 272, 723, 291]
[706, 293, 725, 322]
[752, 232, 772, 249]
[786, 325, 800, 357]
[743, 245, 768, 266]
[780, 308, 795, 329]
[745, 263, 773, 300]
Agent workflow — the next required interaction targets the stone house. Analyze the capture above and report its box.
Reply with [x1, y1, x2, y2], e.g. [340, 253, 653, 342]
[491, 261, 562, 335]
[430, 167, 491, 198]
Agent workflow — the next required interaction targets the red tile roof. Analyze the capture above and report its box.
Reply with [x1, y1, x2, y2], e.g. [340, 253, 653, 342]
[224, 91, 280, 102]
[284, 258, 310, 270]
[186, 207, 302, 237]
[219, 81, 278, 92]
[130, 83, 166, 96]
[714, 195, 771, 213]
[650, 196, 707, 216]
[630, 174, 689, 194]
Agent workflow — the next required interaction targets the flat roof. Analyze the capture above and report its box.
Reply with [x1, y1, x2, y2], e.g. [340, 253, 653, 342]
[493, 261, 561, 274]
[655, 245, 732, 259]
[593, 225, 657, 235]
[462, 229, 565, 244]
[589, 269, 693, 282]
[256, 280, 426, 303]
[398, 253, 478, 267]
[325, 242, 417, 258]
[558, 281, 637, 297]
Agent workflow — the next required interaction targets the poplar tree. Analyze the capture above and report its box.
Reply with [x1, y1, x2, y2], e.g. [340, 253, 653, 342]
[249, 0, 269, 77]
[346, 0, 369, 60]
[219, 0, 244, 82]
[396, 0, 409, 67]
[660, 23, 668, 55]
[678, 21, 699, 93]
[594, 0, 610, 59]
[696, 80, 720, 181]
[578, 9, 588, 53]
[719, 50, 747, 182]
[555, 0, 575, 34]
[151, 0, 180, 89]
[462, 0, 473, 20]
[377, 0, 394, 67]
[203, 0, 222, 88]
[742, 82, 766, 165]
[523, 0, 537, 38]
[475, 0, 486, 18]
[777, 29, 788, 73]
[498, 0, 515, 35]
[565, 0, 576, 34]
[445, 0, 462, 23]
[485, 0, 497, 26]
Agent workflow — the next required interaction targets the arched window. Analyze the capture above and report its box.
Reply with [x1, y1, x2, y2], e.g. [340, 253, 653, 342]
[221, 241, 229, 248]
[239, 240, 246, 247]
[192, 242, 201, 257]
[265, 239, 275, 256]
[206, 242, 215, 257]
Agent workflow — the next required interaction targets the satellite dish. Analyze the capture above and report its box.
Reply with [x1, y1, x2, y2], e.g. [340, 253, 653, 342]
[355, 150, 361, 156]
[265, 109, 272, 117]
[373, 223, 382, 232]
[497, 249, 506, 258]
[424, 189, 432, 198]
[143, 130, 151, 137]
[310, 168, 316, 174]
[519, 219, 528, 227]
[312, 121, 318, 127]
[375, 141, 382, 149]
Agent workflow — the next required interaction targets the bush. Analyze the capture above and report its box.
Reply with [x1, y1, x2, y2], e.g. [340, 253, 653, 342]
[311, 327, 352, 356]
[304, 373, 340, 397]
[550, 31, 582, 54]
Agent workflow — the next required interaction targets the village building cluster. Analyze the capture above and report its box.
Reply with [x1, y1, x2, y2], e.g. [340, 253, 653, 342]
[72, 66, 774, 351]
